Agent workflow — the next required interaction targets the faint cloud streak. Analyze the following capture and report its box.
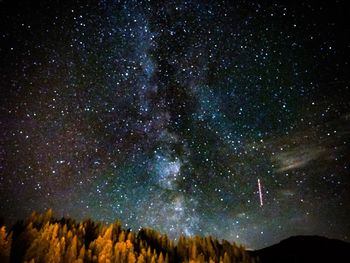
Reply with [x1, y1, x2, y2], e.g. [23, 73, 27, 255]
[273, 146, 326, 172]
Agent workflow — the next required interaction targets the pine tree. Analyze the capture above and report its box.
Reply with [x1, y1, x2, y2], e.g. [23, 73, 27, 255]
[223, 252, 230, 263]
[137, 254, 145, 263]
[190, 242, 197, 259]
[0, 226, 11, 263]
[65, 235, 78, 262]
[78, 245, 85, 261]
[127, 251, 137, 263]
[158, 252, 164, 263]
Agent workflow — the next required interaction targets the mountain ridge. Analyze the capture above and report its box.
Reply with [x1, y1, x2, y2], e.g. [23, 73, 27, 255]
[249, 235, 350, 263]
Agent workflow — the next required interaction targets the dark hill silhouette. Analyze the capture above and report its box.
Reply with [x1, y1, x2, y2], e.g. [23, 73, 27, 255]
[249, 235, 350, 263]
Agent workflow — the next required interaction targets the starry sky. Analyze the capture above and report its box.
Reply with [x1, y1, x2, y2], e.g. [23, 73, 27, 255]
[1, 0, 349, 249]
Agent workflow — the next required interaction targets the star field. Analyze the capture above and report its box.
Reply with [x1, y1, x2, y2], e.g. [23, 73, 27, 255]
[0, 0, 349, 249]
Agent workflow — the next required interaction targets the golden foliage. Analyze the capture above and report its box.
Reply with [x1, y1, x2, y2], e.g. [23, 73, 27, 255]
[3, 210, 257, 263]
[0, 226, 11, 263]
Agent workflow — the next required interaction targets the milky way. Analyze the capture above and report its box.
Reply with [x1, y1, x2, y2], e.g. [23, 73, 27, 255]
[1, 0, 349, 249]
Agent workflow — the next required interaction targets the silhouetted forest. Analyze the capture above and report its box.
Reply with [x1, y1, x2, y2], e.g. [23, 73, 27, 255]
[0, 209, 257, 263]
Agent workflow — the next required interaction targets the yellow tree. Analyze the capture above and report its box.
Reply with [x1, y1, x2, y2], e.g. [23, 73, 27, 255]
[158, 252, 164, 263]
[23, 222, 54, 262]
[90, 229, 113, 263]
[65, 235, 78, 262]
[223, 252, 230, 263]
[127, 251, 137, 263]
[119, 231, 126, 242]
[0, 226, 11, 263]
[137, 254, 145, 263]
[190, 242, 197, 260]
[78, 245, 85, 261]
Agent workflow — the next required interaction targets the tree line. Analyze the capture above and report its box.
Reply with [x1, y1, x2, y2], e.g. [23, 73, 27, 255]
[0, 209, 258, 263]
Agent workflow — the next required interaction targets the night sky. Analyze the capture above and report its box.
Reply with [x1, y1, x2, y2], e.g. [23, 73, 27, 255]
[1, 0, 349, 249]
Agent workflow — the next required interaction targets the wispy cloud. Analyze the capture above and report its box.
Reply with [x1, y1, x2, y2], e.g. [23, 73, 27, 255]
[273, 146, 326, 172]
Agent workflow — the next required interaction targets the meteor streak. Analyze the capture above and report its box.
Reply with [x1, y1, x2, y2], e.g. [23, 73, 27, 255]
[258, 178, 263, 207]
